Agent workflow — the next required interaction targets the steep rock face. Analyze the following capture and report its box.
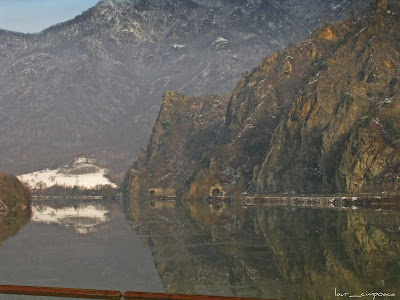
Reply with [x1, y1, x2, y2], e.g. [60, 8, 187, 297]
[128, 0, 399, 197]
[182, 23, 358, 198]
[220, 23, 351, 193]
[257, 0, 400, 193]
[127, 90, 229, 195]
[0, 0, 371, 179]
[192, 0, 400, 196]
[339, 119, 400, 192]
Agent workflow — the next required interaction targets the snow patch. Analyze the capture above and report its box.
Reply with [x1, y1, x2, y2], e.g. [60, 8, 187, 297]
[18, 157, 117, 190]
[330, 0, 346, 11]
[172, 44, 186, 49]
[354, 27, 366, 38]
[214, 36, 228, 45]
[308, 79, 318, 85]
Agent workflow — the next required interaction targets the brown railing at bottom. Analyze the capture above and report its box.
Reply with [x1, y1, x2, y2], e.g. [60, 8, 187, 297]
[124, 291, 271, 300]
[0, 285, 275, 300]
[0, 285, 122, 299]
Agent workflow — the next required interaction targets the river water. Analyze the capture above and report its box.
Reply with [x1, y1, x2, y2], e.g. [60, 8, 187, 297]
[1, 196, 400, 299]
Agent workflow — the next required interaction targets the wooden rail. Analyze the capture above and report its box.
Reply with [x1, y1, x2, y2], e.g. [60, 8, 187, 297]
[124, 291, 273, 300]
[0, 285, 277, 300]
[0, 285, 122, 299]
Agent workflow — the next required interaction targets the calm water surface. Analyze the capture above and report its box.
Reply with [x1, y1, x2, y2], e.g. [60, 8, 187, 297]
[0, 199, 163, 295]
[1, 196, 400, 299]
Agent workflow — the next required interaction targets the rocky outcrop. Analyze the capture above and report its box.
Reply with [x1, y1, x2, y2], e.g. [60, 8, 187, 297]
[202, 0, 400, 196]
[219, 22, 351, 194]
[128, 1, 399, 198]
[0, 174, 31, 245]
[126, 91, 229, 196]
[0, 174, 31, 210]
[257, 0, 400, 193]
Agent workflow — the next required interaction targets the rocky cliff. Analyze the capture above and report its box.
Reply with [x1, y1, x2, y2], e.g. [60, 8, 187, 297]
[127, 91, 229, 196]
[257, 0, 400, 193]
[0, 0, 371, 180]
[0, 174, 31, 210]
[128, 0, 399, 197]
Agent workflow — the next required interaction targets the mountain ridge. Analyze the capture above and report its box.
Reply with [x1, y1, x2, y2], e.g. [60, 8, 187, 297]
[0, 0, 371, 182]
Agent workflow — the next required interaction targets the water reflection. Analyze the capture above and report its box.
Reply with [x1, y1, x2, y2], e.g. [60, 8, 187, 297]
[0, 200, 163, 294]
[128, 196, 400, 299]
[255, 207, 400, 299]
[0, 207, 31, 246]
[0, 195, 399, 299]
[32, 203, 110, 235]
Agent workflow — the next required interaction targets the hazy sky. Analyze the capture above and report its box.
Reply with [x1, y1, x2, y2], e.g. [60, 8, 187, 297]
[0, 0, 100, 33]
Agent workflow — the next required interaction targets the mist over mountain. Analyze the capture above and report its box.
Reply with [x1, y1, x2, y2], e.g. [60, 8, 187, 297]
[0, 0, 371, 181]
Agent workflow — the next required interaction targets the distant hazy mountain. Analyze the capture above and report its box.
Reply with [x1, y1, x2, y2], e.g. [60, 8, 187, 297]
[0, 0, 371, 181]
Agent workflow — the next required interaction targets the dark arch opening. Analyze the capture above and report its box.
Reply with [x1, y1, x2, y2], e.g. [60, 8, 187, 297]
[212, 188, 223, 196]
[149, 201, 156, 207]
[149, 190, 156, 196]
[212, 203, 222, 211]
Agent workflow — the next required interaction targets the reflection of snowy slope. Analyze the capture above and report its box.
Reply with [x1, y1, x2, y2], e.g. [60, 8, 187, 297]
[32, 204, 110, 234]
[18, 157, 117, 189]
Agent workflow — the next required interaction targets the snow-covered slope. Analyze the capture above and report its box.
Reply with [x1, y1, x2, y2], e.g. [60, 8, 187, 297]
[18, 158, 117, 189]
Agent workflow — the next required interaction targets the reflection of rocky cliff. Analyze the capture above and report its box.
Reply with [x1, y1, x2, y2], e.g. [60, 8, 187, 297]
[127, 197, 234, 296]
[127, 196, 400, 299]
[254, 207, 400, 299]
[0, 174, 32, 245]
[127, 197, 284, 298]
[0, 207, 31, 246]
